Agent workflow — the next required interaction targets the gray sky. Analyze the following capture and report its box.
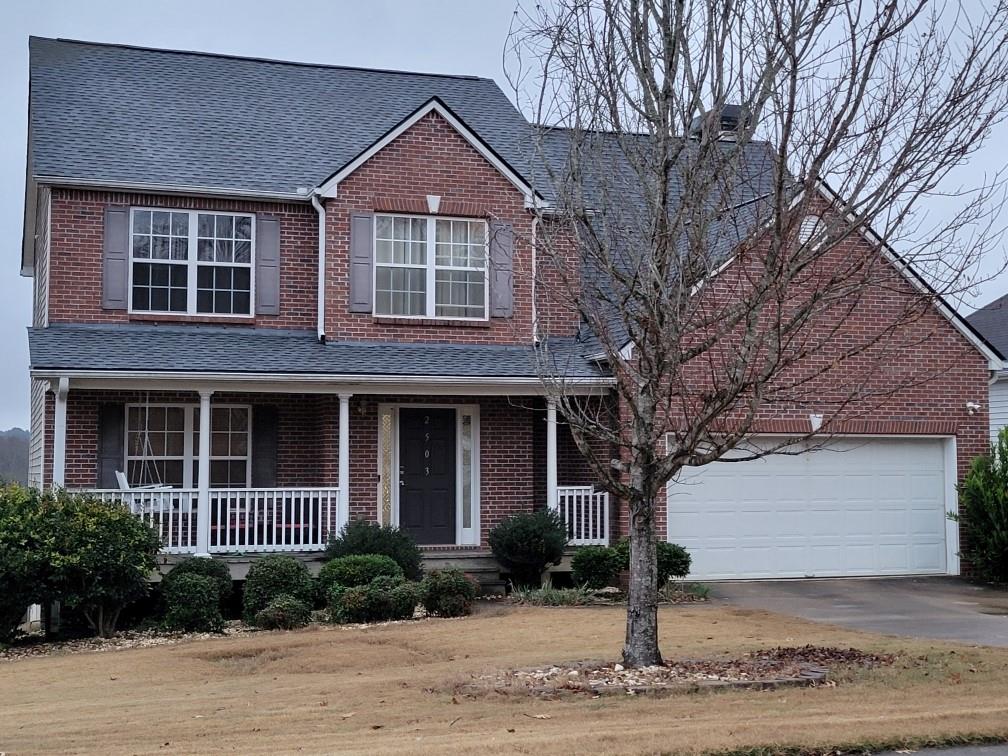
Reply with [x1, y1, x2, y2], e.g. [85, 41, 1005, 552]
[1, 0, 1006, 430]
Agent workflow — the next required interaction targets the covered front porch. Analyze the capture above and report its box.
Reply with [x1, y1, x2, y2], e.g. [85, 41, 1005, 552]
[46, 380, 614, 558]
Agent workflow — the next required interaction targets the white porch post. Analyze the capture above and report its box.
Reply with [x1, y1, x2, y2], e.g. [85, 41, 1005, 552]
[52, 377, 69, 488]
[195, 389, 213, 557]
[338, 393, 352, 528]
[546, 399, 558, 511]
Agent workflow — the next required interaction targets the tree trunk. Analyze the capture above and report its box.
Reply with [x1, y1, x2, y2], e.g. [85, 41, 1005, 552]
[623, 493, 662, 667]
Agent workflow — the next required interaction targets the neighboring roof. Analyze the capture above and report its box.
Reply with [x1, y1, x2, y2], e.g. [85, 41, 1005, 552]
[27, 37, 537, 198]
[967, 293, 1008, 361]
[27, 324, 610, 381]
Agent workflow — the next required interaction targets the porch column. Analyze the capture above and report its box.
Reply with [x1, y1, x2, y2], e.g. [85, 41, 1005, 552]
[195, 389, 213, 557]
[52, 377, 69, 488]
[338, 393, 352, 528]
[546, 399, 558, 511]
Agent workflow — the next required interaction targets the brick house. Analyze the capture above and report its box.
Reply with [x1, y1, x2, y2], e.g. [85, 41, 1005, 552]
[21, 38, 1002, 581]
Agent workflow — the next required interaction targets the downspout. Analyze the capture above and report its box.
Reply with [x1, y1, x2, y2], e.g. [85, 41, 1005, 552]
[311, 192, 327, 343]
[531, 213, 539, 344]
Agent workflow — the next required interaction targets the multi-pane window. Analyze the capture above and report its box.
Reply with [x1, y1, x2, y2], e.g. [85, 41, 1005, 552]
[373, 214, 488, 319]
[125, 404, 251, 489]
[129, 209, 254, 316]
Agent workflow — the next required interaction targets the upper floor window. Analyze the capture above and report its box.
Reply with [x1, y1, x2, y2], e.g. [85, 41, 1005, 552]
[374, 214, 487, 320]
[129, 209, 254, 317]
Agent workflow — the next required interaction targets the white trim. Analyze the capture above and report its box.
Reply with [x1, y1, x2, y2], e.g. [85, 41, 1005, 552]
[546, 400, 558, 511]
[378, 402, 481, 546]
[127, 208, 256, 319]
[52, 376, 69, 487]
[35, 370, 615, 396]
[195, 390, 213, 556]
[37, 176, 309, 202]
[373, 213, 490, 321]
[317, 99, 538, 203]
[337, 393, 351, 529]
[311, 193, 327, 341]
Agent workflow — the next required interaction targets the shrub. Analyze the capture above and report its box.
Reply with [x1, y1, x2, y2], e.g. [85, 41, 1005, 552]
[511, 584, 593, 606]
[570, 545, 622, 589]
[615, 539, 692, 587]
[488, 509, 567, 588]
[243, 555, 315, 624]
[420, 569, 478, 617]
[162, 573, 223, 633]
[328, 575, 420, 624]
[954, 429, 1008, 583]
[36, 490, 161, 637]
[325, 520, 423, 581]
[0, 485, 41, 641]
[254, 594, 312, 630]
[318, 553, 403, 596]
[163, 558, 233, 609]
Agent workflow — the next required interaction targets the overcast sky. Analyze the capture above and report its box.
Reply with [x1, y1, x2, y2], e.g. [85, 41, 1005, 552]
[1, 0, 1006, 431]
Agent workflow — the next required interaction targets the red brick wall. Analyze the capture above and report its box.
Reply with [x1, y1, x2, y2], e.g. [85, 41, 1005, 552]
[610, 229, 990, 550]
[322, 111, 543, 344]
[47, 189, 318, 329]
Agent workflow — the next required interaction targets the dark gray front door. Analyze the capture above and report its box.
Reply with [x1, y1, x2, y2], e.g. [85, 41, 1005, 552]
[399, 408, 456, 544]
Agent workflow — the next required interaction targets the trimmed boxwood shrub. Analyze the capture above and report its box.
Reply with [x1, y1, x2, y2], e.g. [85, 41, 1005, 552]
[163, 557, 233, 609]
[243, 555, 315, 624]
[954, 428, 1008, 583]
[488, 509, 567, 588]
[327, 575, 420, 624]
[318, 553, 403, 596]
[420, 569, 478, 617]
[325, 520, 423, 581]
[162, 573, 224, 633]
[571, 545, 622, 589]
[254, 594, 311, 630]
[615, 539, 692, 586]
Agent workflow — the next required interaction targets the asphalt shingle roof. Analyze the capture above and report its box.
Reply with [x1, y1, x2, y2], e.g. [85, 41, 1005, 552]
[28, 324, 610, 380]
[967, 294, 1008, 359]
[28, 37, 538, 196]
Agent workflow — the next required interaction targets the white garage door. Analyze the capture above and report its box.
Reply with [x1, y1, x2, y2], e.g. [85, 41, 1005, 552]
[667, 437, 950, 579]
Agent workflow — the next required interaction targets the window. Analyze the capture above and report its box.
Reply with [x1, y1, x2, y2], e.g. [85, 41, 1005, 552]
[129, 209, 254, 316]
[125, 404, 251, 488]
[374, 214, 488, 319]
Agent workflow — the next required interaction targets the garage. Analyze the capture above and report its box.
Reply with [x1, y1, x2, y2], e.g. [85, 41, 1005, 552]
[666, 437, 955, 580]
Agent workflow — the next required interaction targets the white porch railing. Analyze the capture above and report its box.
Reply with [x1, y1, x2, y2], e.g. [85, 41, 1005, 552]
[86, 487, 341, 554]
[92, 489, 199, 553]
[556, 486, 611, 545]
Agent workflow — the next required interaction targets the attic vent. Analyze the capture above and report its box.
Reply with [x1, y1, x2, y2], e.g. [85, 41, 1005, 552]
[798, 214, 822, 245]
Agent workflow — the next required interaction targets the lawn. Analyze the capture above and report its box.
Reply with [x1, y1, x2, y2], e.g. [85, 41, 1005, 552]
[2, 603, 1008, 755]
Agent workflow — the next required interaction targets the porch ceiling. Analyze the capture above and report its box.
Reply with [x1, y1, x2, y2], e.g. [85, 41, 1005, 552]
[28, 323, 614, 395]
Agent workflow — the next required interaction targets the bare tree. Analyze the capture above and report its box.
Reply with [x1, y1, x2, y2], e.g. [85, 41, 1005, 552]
[507, 0, 1008, 667]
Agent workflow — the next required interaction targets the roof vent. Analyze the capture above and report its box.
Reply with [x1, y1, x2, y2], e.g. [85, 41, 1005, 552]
[689, 104, 749, 140]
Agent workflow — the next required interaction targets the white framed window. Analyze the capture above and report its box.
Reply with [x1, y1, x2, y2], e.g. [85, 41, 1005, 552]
[129, 209, 255, 317]
[374, 214, 488, 320]
[125, 404, 251, 488]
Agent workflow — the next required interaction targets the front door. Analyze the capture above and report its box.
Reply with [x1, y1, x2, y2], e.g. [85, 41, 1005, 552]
[398, 408, 456, 544]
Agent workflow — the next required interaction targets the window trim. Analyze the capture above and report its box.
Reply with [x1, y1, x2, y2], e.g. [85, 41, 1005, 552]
[123, 403, 252, 489]
[127, 208, 257, 319]
[373, 213, 489, 321]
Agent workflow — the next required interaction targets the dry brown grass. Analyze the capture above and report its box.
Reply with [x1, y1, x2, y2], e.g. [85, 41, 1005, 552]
[2, 603, 1008, 755]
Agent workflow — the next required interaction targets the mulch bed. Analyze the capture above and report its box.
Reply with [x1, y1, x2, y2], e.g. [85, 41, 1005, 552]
[0, 621, 256, 662]
[458, 645, 895, 698]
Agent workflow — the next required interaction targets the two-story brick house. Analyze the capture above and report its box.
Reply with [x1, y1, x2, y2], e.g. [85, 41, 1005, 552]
[21, 37, 1002, 581]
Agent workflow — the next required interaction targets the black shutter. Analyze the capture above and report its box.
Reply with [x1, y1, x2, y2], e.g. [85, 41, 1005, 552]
[102, 206, 130, 310]
[349, 211, 374, 313]
[251, 405, 278, 487]
[255, 215, 281, 315]
[489, 220, 514, 317]
[97, 403, 125, 488]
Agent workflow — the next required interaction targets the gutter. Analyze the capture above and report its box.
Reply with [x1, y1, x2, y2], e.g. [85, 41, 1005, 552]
[310, 191, 327, 343]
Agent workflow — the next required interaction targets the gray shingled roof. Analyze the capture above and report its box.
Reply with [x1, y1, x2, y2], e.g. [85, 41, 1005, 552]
[28, 37, 538, 196]
[28, 324, 610, 380]
[967, 294, 1008, 359]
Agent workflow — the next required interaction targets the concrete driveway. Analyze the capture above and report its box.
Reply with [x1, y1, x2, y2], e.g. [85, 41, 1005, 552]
[713, 576, 1008, 646]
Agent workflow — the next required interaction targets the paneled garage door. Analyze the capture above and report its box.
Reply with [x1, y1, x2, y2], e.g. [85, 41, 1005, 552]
[666, 437, 951, 579]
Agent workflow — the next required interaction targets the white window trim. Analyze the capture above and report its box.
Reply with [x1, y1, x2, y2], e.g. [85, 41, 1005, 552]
[373, 213, 489, 321]
[127, 208, 257, 318]
[124, 403, 252, 489]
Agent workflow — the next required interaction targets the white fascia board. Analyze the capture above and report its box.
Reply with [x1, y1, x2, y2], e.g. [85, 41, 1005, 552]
[317, 99, 538, 204]
[32, 369, 615, 397]
[36, 176, 309, 203]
